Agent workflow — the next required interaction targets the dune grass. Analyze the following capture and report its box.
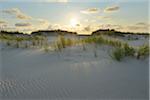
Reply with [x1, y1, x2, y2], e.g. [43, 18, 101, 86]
[137, 44, 149, 59]
[111, 44, 149, 61]
[0, 34, 47, 48]
[82, 35, 123, 47]
[53, 35, 76, 51]
[81, 35, 149, 61]
[123, 43, 135, 56]
[111, 48, 125, 61]
[0, 34, 149, 61]
[111, 44, 135, 61]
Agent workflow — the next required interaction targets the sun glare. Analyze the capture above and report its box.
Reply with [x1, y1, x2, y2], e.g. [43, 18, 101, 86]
[70, 18, 79, 27]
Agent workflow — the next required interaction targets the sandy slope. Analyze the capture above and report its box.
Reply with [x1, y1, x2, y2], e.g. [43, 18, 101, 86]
[0, 36, 149, 100]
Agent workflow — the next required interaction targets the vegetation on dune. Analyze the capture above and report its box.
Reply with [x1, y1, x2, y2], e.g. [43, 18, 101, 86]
[82, 35, 124, 48]
[92, 29, 150, 37]
[31, 29, 77, 36]
[0, 34, 47, 48]
[123, 43, 135, 56]
[53, 35, 76, 51]
[111, 48, 125, 61]
[111, 44, 135, 61]
[81, 35, 149, 61]
[137, 44, 149, 59]
[53, 35, 123, 52]
[0, 31, 149, 61]
[111, 44, 149, 61]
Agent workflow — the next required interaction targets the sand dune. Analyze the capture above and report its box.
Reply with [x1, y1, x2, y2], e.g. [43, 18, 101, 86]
[0, 39, 149, 100]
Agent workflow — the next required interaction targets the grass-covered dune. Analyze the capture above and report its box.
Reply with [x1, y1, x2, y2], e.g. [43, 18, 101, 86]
[31, 29, 77, 36]
[0, 30, 149, 61]
[0, 29, 149, 99]
[92, 29, 150, 36]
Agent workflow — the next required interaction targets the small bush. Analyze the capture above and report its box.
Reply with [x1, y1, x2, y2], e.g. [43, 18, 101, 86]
[53, 35, 76, 51]
[137, 44, 149, 59]
[111, 48, 125, 61]
[82, 35, 123, 48]
[65, 38, 74, 47]
[123, 43, 135, 56]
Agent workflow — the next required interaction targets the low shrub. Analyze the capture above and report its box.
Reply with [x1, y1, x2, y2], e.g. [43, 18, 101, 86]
[137, 44, 149, 59]
[111, 48, 125, 61]
[123, 43, 135, 56]
[53, 35, 76, 51]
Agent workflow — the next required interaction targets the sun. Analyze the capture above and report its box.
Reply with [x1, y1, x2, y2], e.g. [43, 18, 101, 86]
[70, 18, 79, 27]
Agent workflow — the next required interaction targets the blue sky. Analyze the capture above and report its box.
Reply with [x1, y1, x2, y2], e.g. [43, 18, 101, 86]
[0, 0, 148, 2]
[0, 0, 149, 34]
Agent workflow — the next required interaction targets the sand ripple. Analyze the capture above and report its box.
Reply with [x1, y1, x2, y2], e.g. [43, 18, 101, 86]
[0, 79, 74, 99]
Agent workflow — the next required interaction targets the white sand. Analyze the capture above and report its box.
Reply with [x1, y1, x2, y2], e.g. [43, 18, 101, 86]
[0, 36, 149, 100]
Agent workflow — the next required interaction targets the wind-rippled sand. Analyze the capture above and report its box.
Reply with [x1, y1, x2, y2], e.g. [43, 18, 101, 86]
[0, 43, 149, 100]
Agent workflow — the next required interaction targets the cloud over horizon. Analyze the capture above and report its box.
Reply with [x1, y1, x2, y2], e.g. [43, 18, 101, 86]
[136, 22, 150, 27]
[80, 8, 100, 14]
[126, 22, 149, 32]
[15, 22, 32, 27]
[96, 16, 111, 20]
[127, 25, 149, 30]
[0, 20, 7, 24]
[2, 8, 32, 20]
[104, 5, 120, 13]
[1, 8, 51, 33]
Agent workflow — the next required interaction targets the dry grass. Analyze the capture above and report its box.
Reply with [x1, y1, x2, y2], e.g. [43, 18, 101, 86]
[137, 44, 149, 59]
[0, 34, 149, 61]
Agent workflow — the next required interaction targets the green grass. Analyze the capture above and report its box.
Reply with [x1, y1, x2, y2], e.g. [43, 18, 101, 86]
[123, 43, 135, 56]
[53, 35, 76, 51]
[111, 48, 125, 61]
[82, 36, 148, 61]
[0, 34, 47, 48]
[82, 35, 123, 48]
[137, 44, 149, 59]
[111, 43, 149, 61]
[0, 34, 149, 61]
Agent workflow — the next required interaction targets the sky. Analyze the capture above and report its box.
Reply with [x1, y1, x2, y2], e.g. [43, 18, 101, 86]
[0, 0, 149, 34]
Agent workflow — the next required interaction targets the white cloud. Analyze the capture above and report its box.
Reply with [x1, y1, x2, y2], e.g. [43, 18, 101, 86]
[80, 8, 100, 14]
[0, 20, 7, 24]
[2, 8, 32, 19]
[127, 25, 149, 30]
[15, 22, 31, 27]
[1, 8, 51, 33]
[136, 22, 150, 27]
[99, 24, 122, 30]
[0, 20, 8, 31]
[32, 18, 50, 30]
[104, 5, 120, 13]
[125, 22, 149, 33]
[96, 16, 111, 20]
